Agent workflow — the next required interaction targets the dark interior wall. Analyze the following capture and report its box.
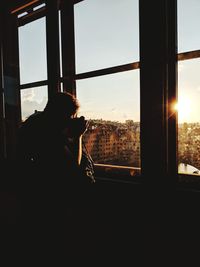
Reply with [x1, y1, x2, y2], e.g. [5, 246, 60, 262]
[0, 174, 200, 264]
[0, 3, 21, 160]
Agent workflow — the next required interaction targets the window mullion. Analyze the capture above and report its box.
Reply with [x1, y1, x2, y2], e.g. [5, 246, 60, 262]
[60, 0, 76, 95]
[167, 0, 178, 182]
[46, 0, 61, 97]
[140, 0, 169, 183]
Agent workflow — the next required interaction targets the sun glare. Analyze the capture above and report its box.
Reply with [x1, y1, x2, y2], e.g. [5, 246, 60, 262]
[173, 96, 192, 123]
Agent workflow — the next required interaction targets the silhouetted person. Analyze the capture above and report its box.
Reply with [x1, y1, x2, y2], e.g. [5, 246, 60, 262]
[17, 91, 88, 175]
[16, 92, 92, 261]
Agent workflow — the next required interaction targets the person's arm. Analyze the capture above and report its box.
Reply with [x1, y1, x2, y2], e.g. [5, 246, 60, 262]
[64, 117, 88, 166]
[73, 135, 83, 165]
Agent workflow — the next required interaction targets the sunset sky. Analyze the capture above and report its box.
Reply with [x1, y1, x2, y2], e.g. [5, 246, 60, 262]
[19, 0, 200, 123]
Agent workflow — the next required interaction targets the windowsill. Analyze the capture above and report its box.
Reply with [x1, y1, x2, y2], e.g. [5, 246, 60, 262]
[94, 164, 200, 192]
[94, 163, 142, 183]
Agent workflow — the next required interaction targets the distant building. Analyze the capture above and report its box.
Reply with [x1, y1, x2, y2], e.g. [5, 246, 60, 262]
[83, 119, 140, 168]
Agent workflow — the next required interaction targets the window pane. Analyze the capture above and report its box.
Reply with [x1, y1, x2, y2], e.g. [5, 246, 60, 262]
[76, 70, 140, 169]
[20, 86, 48, 121]
[74, 0, 139, 74]
[178, 0, 200, 53]
[18, 17, 47, 84]
[178, 59, 200, 175]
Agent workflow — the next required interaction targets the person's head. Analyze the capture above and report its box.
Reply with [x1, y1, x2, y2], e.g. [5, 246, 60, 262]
[44, 92, 80, 125]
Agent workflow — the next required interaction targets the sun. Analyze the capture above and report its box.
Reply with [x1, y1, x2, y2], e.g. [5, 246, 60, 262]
[173, 96, 192, 123]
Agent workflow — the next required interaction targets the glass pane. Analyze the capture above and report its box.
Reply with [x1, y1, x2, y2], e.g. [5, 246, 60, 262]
[18, 17, 47, 84]
[178, 59, 200, 175]
[178, 0, 200, 53]
[76, 70, 140, 169]
[74, 0, 139, 74]
[20, 86, 48, 121]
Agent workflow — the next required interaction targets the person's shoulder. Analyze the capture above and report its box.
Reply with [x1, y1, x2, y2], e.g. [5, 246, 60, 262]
[25, 111, 43, 122]
[20, 111, 43, 130]
[28, 110, 43, 119]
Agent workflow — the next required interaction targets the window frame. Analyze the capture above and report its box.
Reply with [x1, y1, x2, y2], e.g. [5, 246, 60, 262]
[177, 51, 200, 187]
[175, 1, 200, 188]
[9, 0, 200, 188]
[17, 0, 62, 121]
[17, 1, 48, 120]
[71, 0, 141, 180]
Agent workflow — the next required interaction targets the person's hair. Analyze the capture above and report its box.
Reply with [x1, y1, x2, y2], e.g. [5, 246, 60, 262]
[44, 92, 80, 117]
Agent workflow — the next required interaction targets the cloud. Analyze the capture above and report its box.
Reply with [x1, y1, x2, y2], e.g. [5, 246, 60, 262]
[21, 98, 47, 120]
[21, 89, 35, 101]
[123, 113, 128, 119]
[110, 107, 117, 113]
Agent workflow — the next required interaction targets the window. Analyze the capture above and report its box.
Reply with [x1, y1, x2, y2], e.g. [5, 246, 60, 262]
[76, 71, 140, 168]
[18, 3, 48, 121]
[74, 0, 140, 177]
[178, 0, 200, 53]
[10, 0, 200, 186]
[74, 0, 139, 73]
[177, 0, 200, 177]
[18, 17, 47, 84]
[20, 86, 48, 121]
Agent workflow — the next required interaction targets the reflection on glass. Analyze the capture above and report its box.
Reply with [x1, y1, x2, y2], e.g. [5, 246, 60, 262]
[178, 59, 200, 175]
[20, 86, 48, 121]
[76, 70, 140, 169]
[33, 3, 46, 11]
[18, 12, 28, 18]
[18, 17, 47, 84]
[59, 10, 63, 77]
[74, 0, 139, 73]
[178, 0, 200, 53]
